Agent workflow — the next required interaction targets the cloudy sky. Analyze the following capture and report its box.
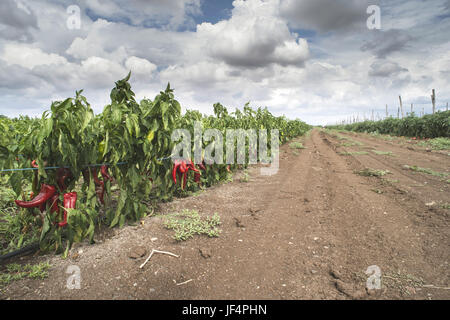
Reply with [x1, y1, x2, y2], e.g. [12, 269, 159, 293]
[0, 0, 449, 125]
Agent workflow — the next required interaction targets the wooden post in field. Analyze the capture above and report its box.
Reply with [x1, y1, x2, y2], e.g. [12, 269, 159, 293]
[422, 107, 425, 117]
[386, 104, 388, 118]
[397, 107, 400, 119]
[446, 102, 448, 111]
[411, 103, 413, 115]
[431, 89, 436, 114]
[399, 95, 404, 118]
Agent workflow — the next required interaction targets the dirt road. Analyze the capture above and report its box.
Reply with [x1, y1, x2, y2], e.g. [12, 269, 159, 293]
[1, 129, 449, 300]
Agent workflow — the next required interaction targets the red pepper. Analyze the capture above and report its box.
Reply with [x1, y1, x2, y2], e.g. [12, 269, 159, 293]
[194, 172, 201, 183]
[172, 160, 182, 184]
[100, 165, 113, 182]
[179, 161, 187, 173]
[31, 160, 38, 168]
[172, 160, 200, 190]
[58, 192, 77, 228]
[15, 184, 56, 209]
[172, 164, 178, 184]
[186, 160, 199, 173]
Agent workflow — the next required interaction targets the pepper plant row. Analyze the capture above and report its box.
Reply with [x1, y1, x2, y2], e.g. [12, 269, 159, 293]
[0, 73, 311, 255]
[328, 111, 450, 138]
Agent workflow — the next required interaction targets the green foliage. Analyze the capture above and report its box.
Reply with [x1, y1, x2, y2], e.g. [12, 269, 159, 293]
[329, 111, 450, 138]
[356, 168, 391, 177]
[0, 175, 39, 255]
[418, 137, 450, 150]
[0, 262, 51, 287]
[163, 209, 221, 241]
[289, 142, 305, 149]
[402, 165, 449, 177]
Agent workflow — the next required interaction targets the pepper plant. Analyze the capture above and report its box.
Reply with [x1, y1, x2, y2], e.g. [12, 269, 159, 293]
[1, 72, 312, 256]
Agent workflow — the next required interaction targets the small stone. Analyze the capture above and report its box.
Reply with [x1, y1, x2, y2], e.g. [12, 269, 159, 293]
[234, 217, 245, 228]
[329, 268, 342, 280]
[128, 246, 147, 259]
[249, 207, 261, 213]
[199, 248, 212, 259]
[151, 237, 158, 242]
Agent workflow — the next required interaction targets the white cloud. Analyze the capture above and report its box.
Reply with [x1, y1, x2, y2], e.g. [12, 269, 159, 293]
[1, 43, 68, 69]
[125, 56, 157, 76]
[197, 0, 309, 68]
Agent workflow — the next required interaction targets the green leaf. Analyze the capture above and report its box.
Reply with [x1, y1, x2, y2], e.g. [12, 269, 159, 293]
[9, 172, 23, 196]
[110, 190, 127, 227]
[125, 116, 133, 136]
[40, 215, 51, 243]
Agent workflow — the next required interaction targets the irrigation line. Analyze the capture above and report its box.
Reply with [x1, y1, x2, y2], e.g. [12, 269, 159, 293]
[0, 242, 40, 265]
[0, 156, 175, 173]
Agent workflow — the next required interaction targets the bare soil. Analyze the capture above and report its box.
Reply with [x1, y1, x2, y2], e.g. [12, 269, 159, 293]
[1, 129, 449, 300]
